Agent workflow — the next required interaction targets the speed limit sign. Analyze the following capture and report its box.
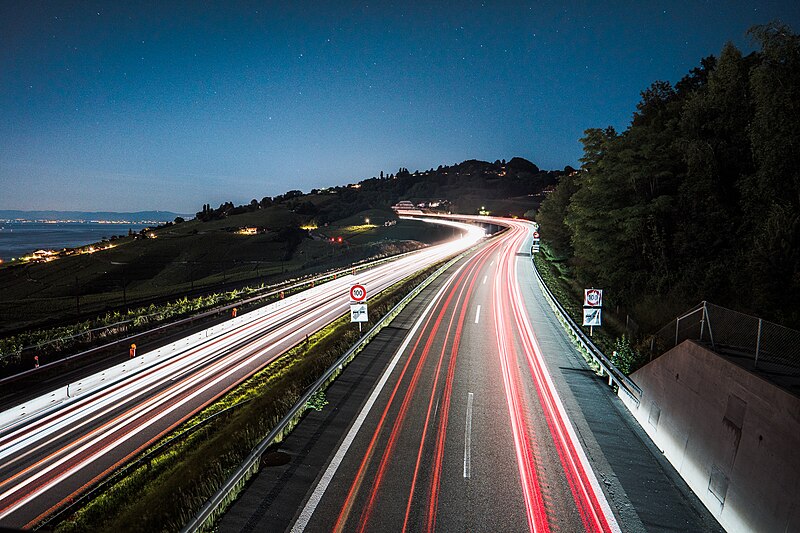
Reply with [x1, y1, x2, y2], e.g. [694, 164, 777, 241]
[350, 284, 367, 303]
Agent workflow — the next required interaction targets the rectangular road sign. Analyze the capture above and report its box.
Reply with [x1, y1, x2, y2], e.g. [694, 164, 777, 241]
[350, 304, 368, 323]
[583, 308, 602, 327]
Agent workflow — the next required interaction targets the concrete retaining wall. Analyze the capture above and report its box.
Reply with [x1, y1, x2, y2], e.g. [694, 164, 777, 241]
[619, 340, 800, 532]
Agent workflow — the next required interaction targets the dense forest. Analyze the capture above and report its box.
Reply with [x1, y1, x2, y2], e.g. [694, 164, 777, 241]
[537, 22, 800, 331]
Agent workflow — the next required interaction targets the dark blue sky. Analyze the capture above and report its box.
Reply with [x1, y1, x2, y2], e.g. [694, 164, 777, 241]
[1, 1, 798, 213]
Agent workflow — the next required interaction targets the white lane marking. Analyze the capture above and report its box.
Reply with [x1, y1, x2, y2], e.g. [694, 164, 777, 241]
[482, 275, 487, 285]
[474, 305, 481, 324]
[464, 392, 474, 479]
[490, 261, 494, 266]
[513, 254, 622, 532]
[290, 265, 464, 533]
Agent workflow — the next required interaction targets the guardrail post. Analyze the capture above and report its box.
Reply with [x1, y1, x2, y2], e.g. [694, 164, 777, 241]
[704, 302, 715, 349]
[699, 311, 705, 342]
[755, 318, 762, 369]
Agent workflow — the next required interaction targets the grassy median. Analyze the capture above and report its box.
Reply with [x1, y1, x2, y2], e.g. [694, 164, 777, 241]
[51, 262, 443, 533]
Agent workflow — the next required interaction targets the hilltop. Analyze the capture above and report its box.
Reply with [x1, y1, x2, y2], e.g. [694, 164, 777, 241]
[197, 156, 564, 225]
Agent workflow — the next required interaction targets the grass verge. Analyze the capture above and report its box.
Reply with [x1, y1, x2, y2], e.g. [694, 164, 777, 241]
[532, 246, 640, 371]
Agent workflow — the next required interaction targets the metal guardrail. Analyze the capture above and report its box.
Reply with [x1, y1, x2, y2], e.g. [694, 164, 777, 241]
[651, 300, 800, 375]
[180, 249, 469, 533]
[530, 257, 642, 406]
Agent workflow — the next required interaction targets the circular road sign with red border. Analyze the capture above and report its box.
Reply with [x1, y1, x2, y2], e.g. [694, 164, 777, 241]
[350, 284, 367, 302]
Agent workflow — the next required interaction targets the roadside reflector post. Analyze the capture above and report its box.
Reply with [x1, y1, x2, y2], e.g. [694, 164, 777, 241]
[129, 343, 136, 359]
[232, 307, 237, 319]
[34, 355, 39, 368]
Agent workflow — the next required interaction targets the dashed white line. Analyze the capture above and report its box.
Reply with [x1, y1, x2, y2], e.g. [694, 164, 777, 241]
[474, 305, 481, 324]
[482, 275, 487, 285]
[464, 392, 474, 479]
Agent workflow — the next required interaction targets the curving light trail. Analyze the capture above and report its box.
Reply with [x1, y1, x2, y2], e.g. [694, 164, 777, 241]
[341, 213, 621, 532]
[0, 219, 485, 528]
[492, 217, 620, 533]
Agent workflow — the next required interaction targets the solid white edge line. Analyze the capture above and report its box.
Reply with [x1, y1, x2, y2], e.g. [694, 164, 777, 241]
[474, 305, 481, 324]
[289, 264, 465, 533]
[464, 392, 474, 479]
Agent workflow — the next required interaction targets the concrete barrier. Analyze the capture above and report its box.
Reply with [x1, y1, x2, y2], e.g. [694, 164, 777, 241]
[0, 387, 69, 430]
[619, 340, 800, 532]
[68, 362, 131, 398]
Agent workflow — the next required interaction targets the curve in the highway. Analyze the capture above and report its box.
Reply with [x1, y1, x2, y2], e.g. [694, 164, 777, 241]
[0, 220, 485, 528]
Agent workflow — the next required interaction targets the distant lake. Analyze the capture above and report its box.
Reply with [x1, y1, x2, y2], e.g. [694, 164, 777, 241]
[0, 221, 152, 261]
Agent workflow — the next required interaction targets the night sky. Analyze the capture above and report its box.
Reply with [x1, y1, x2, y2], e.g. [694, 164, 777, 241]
[2, 2, 798, 213]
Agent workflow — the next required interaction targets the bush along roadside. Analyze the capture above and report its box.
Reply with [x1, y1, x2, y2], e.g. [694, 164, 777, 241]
[47, 262, 443, 533]
[532, 245, 646, 374]
[0, 285, 270, 375]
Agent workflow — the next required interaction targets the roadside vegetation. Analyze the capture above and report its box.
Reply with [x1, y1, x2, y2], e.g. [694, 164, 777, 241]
[0, 285, 267, 375]
[49, 263, 441, 533]
[536, 22, 800, 371]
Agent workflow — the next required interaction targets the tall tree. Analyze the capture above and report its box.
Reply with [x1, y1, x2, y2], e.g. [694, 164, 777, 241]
[537, 171, 579, 257]
[743, 22, 800, 322]
[675, 42, 751, 302]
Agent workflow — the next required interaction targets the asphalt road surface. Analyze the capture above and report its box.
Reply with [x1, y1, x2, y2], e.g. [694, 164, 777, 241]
[221, 217, 722, 533]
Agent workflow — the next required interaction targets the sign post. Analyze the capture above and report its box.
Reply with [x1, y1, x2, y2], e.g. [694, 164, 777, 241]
[350, 284, 368, 332]
[583, 288, 603, 336]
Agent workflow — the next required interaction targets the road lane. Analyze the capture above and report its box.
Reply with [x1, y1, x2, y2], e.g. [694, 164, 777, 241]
[221, 215, 722, 533]
[0, 221, 485, 528]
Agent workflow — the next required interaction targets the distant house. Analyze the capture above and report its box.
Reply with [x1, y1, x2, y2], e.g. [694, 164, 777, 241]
[391, 200, 416, 211]
[237, 227, 265, 235]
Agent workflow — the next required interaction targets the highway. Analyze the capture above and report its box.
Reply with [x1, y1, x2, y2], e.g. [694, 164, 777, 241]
[222, 217, 621, 532]
[0, 219, 485, 529]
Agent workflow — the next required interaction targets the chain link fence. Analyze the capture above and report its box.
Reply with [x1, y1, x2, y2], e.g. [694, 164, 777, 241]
[650, 301, 800, 380]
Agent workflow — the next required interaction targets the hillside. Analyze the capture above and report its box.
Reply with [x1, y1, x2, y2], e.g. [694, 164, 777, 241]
[194, 157, 563, 226]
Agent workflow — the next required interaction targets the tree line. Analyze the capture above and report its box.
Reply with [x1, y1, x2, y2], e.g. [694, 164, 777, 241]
[537, 22, 800, 331]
